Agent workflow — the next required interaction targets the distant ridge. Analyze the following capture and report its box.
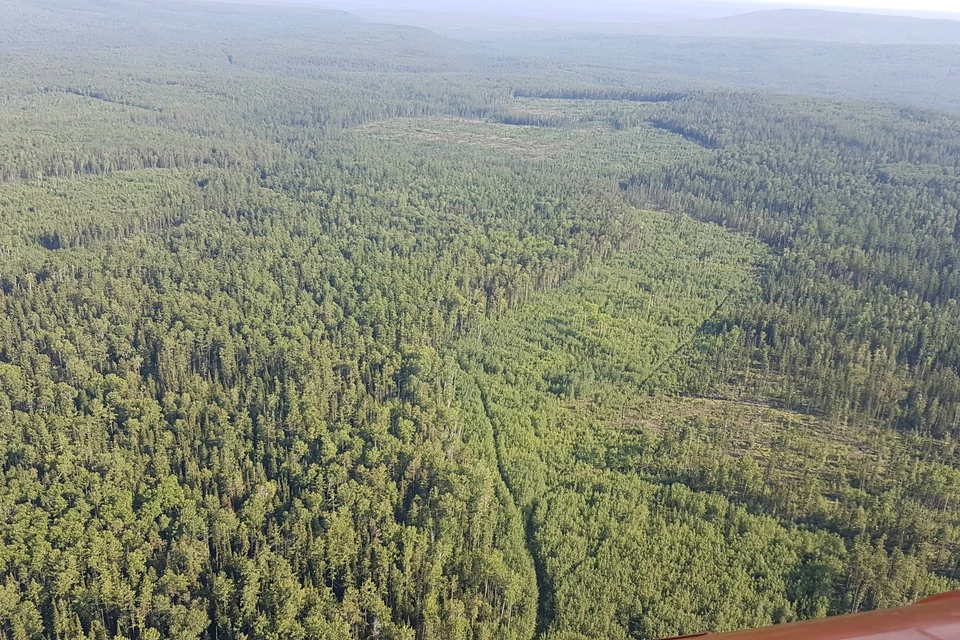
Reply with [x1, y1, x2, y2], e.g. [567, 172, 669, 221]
[662, 9, 960, 45]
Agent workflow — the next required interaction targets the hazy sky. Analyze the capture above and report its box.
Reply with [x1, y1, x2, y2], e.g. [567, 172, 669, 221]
[746, 0, 958, 10]
[325, 0, 960, 20]
[601, 0, 960, 15]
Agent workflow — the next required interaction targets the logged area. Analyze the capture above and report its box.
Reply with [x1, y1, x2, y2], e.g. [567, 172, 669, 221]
[0, 1, 959, 639]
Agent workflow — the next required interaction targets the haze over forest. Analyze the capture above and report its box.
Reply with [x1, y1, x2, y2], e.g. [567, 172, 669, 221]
[1, 1, 960, 639]
[314, 0, 960, 22]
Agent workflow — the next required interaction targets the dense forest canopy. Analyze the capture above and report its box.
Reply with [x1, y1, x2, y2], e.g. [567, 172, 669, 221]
[0, 1, 959, 639]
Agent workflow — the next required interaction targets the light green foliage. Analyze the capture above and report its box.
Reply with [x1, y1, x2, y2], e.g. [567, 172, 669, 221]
[457, 211, 954, 638]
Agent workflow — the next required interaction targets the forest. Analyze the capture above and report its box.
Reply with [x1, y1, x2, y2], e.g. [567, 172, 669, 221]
[0, 1, 959, 639]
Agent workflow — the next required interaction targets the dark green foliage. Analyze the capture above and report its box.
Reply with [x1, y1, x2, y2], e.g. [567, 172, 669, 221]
[629, 94, 960, 437]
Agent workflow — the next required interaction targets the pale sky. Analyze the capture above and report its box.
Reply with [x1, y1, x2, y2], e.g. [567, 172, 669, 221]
[721, 0, 959, 13]
[327, 0, 960, 20]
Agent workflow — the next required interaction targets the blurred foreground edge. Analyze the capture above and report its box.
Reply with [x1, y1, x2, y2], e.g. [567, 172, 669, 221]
[659, 591, 960, 639]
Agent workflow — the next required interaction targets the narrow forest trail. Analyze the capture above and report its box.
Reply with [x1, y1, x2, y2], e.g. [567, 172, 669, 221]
[524, 503, 555, 638]
[475, 381, 554, 639]
[637, 291, 732, 388]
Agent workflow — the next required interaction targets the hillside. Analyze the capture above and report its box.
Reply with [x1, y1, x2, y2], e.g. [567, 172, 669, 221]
[485, 31, 960, 112]
[0, 0, 488, 70]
